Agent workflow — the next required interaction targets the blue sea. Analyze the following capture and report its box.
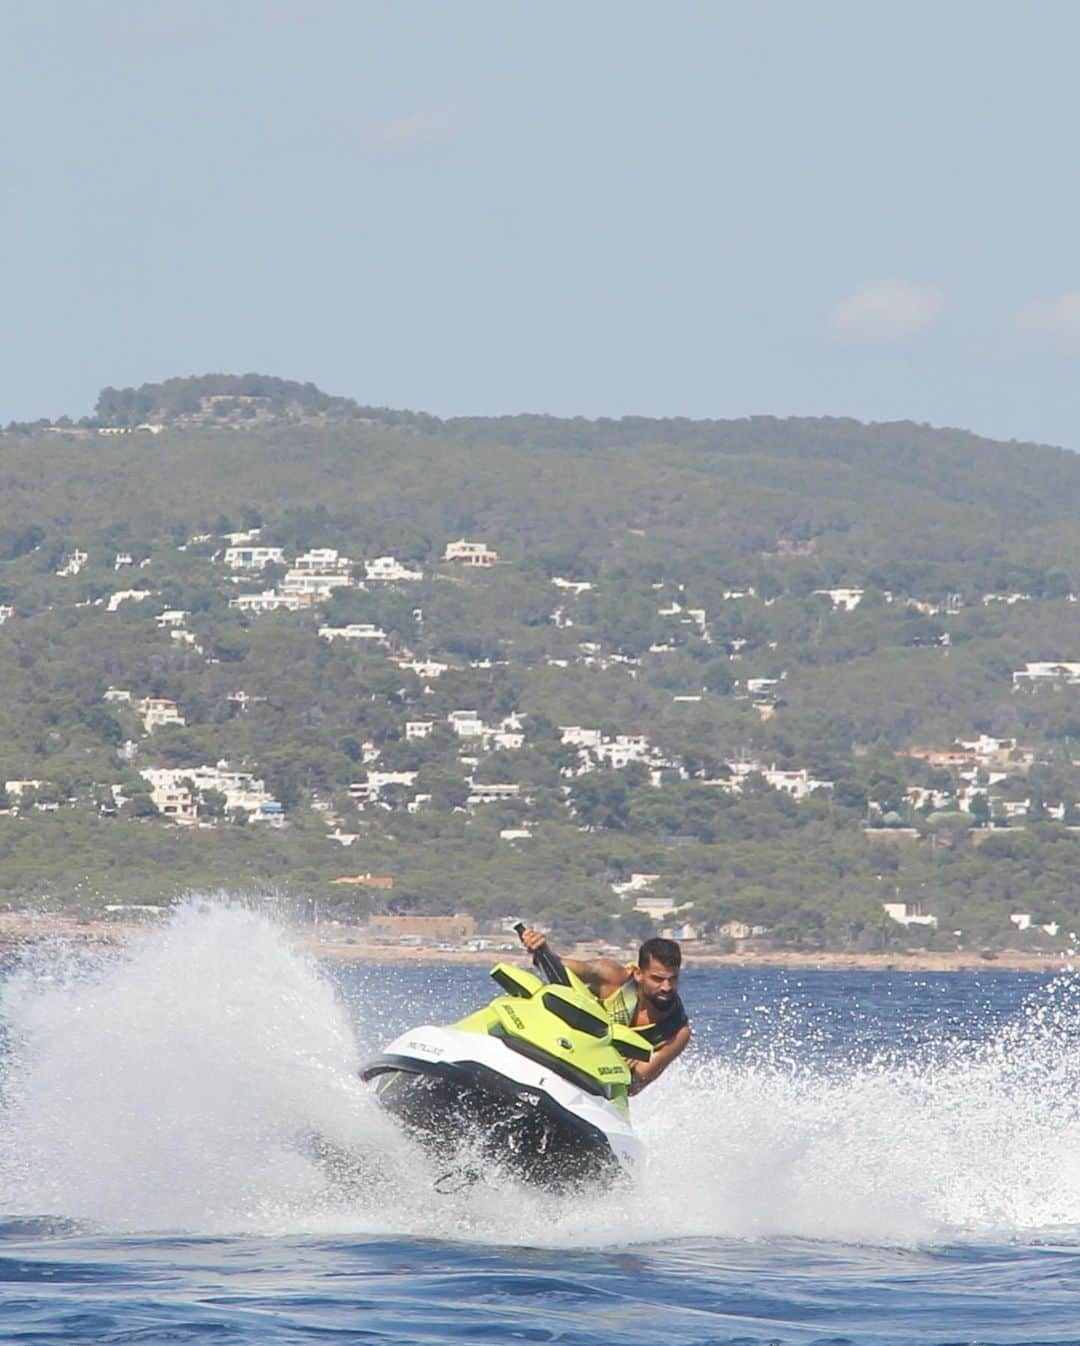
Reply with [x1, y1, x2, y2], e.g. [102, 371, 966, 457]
[3, 903, 1080, 1345]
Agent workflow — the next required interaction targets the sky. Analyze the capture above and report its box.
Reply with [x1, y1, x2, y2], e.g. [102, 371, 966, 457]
[3, 1, 1080, 448]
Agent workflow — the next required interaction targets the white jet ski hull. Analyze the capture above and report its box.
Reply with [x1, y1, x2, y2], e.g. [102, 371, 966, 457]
[361, 1024, 644, 1188]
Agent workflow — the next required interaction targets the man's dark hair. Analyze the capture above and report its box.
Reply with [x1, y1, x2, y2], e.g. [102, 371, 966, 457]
[638, 936, 681, 970]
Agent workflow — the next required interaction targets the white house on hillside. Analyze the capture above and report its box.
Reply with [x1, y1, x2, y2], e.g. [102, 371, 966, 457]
[107, 589, 154, 612]
[318, 623, 388, 645]
[814, 587, 864, 612]
[882, 901, 938, 929]
[560, 726, 603, 748]
[222, 546, 285, 570]
[1012, 662, 1080, 688]
[293, 548, 353, 574]
[139, 698, 185, 733]
[761, 766, 834, 799]
[365, 556, 423, 582]
[444, 539, 499, 566]
[56, 549, 88, 577]
[229, 591, 313, 614]
[397, 658, 449, 679]
[449, 710, 485, 738]
[280, 570, 355, 597]
[594, 735, 650, 769]
[467, 782, 522, 805]
[141, 763, 283, 824]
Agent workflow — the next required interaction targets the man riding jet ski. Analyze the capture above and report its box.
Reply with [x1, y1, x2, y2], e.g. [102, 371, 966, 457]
[360, 926, 662, 1189]
[519, 927, 692, 1094]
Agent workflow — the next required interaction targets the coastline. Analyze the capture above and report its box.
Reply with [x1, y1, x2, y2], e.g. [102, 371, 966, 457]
[309, 940, 1073, 974]
[0, 913, 1072, 974]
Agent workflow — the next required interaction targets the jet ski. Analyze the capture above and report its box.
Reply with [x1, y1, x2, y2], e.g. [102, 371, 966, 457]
[360, 931, 652, 1190]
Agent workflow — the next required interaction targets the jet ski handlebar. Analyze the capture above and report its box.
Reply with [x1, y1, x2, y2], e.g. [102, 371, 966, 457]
[514, 921, 572, 987]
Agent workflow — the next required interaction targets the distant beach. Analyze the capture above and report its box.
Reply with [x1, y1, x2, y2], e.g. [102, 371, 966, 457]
[0, 912, 1071, 974]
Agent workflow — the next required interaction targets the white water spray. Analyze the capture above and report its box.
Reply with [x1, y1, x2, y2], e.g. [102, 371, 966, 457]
[632, 1011, 1080, 1246]
[3, 901, 1080, 1246]
[0, 901, 421, 1232]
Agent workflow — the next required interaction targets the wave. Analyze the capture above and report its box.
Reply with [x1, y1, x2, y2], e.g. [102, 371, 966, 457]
[2, 900, 1079, 1247]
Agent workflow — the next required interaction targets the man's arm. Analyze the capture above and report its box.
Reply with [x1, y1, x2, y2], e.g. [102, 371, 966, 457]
[518, 928, 628, 999]
[629, 1022, 691, 1094]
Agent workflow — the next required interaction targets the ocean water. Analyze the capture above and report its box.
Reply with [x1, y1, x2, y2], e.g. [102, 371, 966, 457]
[3, 903, 1080, 1344]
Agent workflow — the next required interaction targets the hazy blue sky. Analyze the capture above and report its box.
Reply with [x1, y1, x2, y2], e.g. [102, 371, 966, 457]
[3, 2, 1080, 447]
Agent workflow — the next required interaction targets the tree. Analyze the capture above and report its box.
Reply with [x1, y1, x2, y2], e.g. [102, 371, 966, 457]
[570, 771, 633, 830]
[416, 764, 470, 810]
[969, 793, 991, 827]
[200, 789, 227, 820]
[702, 657, 734, 694]
[126, 792, 159, 818]
[611, 909, 656, 945]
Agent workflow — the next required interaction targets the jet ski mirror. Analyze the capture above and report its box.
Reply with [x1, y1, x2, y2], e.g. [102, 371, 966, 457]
[490, 964, 543, 998]
[610, 1023, 653, 1062]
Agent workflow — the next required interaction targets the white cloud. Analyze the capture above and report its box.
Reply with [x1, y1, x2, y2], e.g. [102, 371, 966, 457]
[830, 279, 948, 341]
[366, 103, 464, 152]
[1014, 291, 1080, 350]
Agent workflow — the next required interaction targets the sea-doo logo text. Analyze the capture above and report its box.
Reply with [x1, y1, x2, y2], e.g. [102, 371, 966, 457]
[502, 1005, 525, 1030]
[598, 1065, 623, 1075]
[556, 1037, 573, 1051]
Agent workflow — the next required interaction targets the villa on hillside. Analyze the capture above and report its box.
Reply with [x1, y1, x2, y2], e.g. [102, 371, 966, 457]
[107, 589, 154, 611]
[1012, 661, 1080, 688]
[56, 549, 88, 577]
[449, 710, 485, 738]
[140, 764, 283, 824]
[882, 900, 938, 929]
[396, 657, 449, 679]
[222, 545, 285, 570]
[139, 698, 185, 733]
[467, 781, 522, 805]
[280, 569, 355, 597]
[365, 556, 422, 581]
[318, 623, 388, 644]
[293, 548, 353, 575]
[814, 587, 864, 611]
[229, 591, 314, 614]
[443, 539, 499, 566]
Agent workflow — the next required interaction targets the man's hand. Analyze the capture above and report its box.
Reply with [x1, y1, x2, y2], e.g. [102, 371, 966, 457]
[627, 1022, 692, 1094]
[518, 927, 548, 955]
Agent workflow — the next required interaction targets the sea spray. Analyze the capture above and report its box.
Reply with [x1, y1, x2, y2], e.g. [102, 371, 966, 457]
[3, 901, 1080, 1249]
[631, 972, 1080, 1245]
[0, 899, 422, 1231]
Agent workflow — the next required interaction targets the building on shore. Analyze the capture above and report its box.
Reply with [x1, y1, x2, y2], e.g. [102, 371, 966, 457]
[367, 913, 477, 942]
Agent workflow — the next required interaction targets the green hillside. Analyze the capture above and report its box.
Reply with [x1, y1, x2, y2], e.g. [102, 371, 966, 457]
[2, 374, 1079, 954]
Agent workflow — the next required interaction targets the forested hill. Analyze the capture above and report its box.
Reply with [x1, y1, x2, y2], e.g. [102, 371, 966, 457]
[6, 379, 1080, 588]
[1, 375, 1079, 954]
